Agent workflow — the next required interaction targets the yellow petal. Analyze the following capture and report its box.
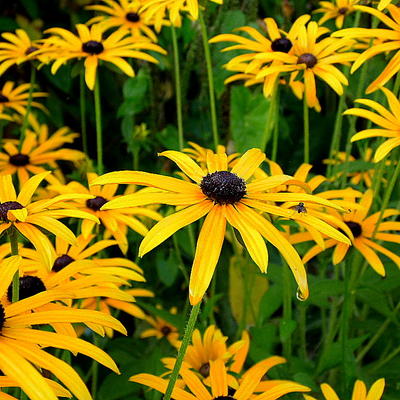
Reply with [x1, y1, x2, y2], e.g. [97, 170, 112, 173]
[230, 148, 266, 180]
[159, 151, 205, 183]
[17, 171, 51, 206]
[0, 256, 21, 299]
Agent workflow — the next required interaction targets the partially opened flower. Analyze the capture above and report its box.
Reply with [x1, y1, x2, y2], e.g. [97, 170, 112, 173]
[314, 0, 360, 29]
[91, 148, 350, 304]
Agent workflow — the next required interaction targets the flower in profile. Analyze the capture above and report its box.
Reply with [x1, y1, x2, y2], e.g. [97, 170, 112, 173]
[91, 149, 350, 304]
[304, 378, 385, 400]
[0, 81, 47, 116]
[0, 29, 44, 75]
[131, 358, 310, 399]
[0, 255, 126, 400]
[86, 0, 165, 42]
[314, 0, 360, 29]
[0, 116, 85, 185]
[43, 23, 166, 89]
[344, 87, 400, 162]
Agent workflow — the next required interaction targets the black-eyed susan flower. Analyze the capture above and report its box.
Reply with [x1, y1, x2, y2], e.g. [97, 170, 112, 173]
[0, 255, 126, 400]
[43, 23, 166, 90]
[333, 4, 400, 93]
[0, 81, 47, 116]
[131, 358, 311, 399]
[314, 0, 360, 29]
[91, 148, 350, 304]
[0, 172, 99, 268]
[0, 117, 85, 185]
[86, 0, 165, 42]
[49, 173, 162, 254]
[344, 87, 400, 162]
[304, 378, 385, 400]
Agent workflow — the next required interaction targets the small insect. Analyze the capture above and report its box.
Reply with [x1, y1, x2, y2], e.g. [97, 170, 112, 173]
[290, 202, 307, 214]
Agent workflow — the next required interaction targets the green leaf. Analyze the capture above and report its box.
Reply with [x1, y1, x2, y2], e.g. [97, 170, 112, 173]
[305, 279, 344, 308]
[334, 160, 375, 173]
[258, 283, 283, 324]
[156, 250, 178, 287]
[20, 0, 39, 19]
[279, 319, 297, 342]
[249, 324, 277, 362]
[156, 125, 180, 150]
[137, 302, 183, 330]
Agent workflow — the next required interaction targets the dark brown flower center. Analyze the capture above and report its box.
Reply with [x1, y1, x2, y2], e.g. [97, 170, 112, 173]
[0, 94, 9, 103]
[200, 171, 246, 205]
[199, 362, 210, 377]
[25, 46, 39, 55]
[338, 7, 348, 14]
[0, 304, 5, 331]
[7, 276, 46, 301]
[9, 153, 30, 166]
[86, 196, 108, 211]
[53, 254, 75, 272]
[213, 397, 236, 400]
[345, 221, 362, 238]
[161, 325, 172, 336]
[271, 37, 292, 53]
[297, 53, 317, 68]
[82, 41, 104, 55]
[0, 201, 24, 221]
[126, 12, 140, 22]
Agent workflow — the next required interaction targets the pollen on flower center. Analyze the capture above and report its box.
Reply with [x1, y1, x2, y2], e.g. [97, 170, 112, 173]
[9, 153, 30, 166]
[0, 93, 9, 103]
[297, 53, 317, 68]
[200, 171, 246, 205]
[7, 276, 46, 301]
[82, 40, 104, 55]
[0, 201, 24, 221]
[126, 12, 140, 22]
[25, 46, 39, 55]
[338, 7, 348, 14]
[86, 196, 108, 211]
[199, 362, 210, 377]
[271, 37, 292, 53]
[53, 254, 75, 272]
[345, 221, 362, 238]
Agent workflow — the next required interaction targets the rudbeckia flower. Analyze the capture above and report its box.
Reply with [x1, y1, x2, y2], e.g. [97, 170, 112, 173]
[0, 255, 126, 400]
[304, 378, 385, 400]
[131, 358, 310, 399]
[91, 148, 350, 305]
[86, 0, 166, 42]
[49, 173, 162, 254]
[0, 172, 99, 268]
[0, 81, 47, 116]
[314, 0, 360, 29]
[344, 87, 400, 162]
[43, 23, 166, 90]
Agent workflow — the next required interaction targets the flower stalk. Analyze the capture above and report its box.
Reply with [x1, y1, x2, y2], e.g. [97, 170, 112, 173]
[80, 70, 88, 156]
[303, 95, 310, 163]
[8, 226, 19, 303]
[19, 66, 36, 149]
[94, 76, 104, 174]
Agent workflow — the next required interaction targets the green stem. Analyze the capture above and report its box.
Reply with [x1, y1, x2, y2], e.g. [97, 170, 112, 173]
[80, 70, 88, 156]
[9, 226, 19, 303]
[171, 26, 184, 150]
[91, 334, 100, 399]
[262, 81, 278, 153]
[163, 303, 201, 400]
[199, 10, 219, 150]
[282, 259, 292, 358]
[19, 67, 36, 148]
[271, 86, 280, 162]
[369, 344, 400, 373]
[303, 95, 310, 164]
[94, 76, 103, 174]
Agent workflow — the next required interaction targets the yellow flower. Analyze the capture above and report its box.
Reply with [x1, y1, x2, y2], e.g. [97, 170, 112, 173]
[131, 358, 310, 399]
[43, 23, 166, 89]
[314, 0, 360, 29]
[0, 81, 47, 116]
[344, 87, 400, 162]
[304, 378, 385, 400]
[378, 0, 393, 10]
[86, 0, 166, 42]
[91, 149, 350, 304]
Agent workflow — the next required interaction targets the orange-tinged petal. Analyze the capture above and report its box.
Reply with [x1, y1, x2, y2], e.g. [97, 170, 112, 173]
[352, 380, 367, 400]
[354, 239, 385, 276]
[0, 175, 16, 202]
[210, 359, 228, 397]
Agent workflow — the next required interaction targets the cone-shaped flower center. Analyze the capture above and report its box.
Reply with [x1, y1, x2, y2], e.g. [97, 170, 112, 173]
[213, 397, 236, 400]
[0, 93, 9, 103]
[7, 276, 46, 301]
[25, 46, 39, 55]
[0, 201, 24, 221]
[53, 254, 75, 272]
[297, 53, 317, 68]
[271, 37, 292, 53]
[86, 196, 108, 211]
[200, 171, 246, 205]
[9, 153, 30, 166]
[345, 221, 362, 238]
[199, 362, 210, 377]
[338, 7, 348, 14]
[160, 325, 172, 336]
[126, 12, 140, 22]
[82, 40, 104, 55]
[0, 304, 5, 331]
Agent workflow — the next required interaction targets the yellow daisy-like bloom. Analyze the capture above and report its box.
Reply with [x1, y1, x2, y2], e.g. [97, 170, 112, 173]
[86, 0, 165, 42]
[0, 118, 85, 186]
[0, 255, 126, 400]
[131, 358, 310, 399]
[333, 5, 400, 93]
[293, 190, 400, 276]
[314, 0, 360, 29]
[49, 173, 162, 254]
[91, 148, 350, 305]
[344, 87, 400, 162]
[43, 23, 166, 90]
[304, 378, 385, 400]
[256, 21, 358, 110]
[0, 172, 99, 268]
[0, 29, 44, 76]
[0, 81, 47, 116]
